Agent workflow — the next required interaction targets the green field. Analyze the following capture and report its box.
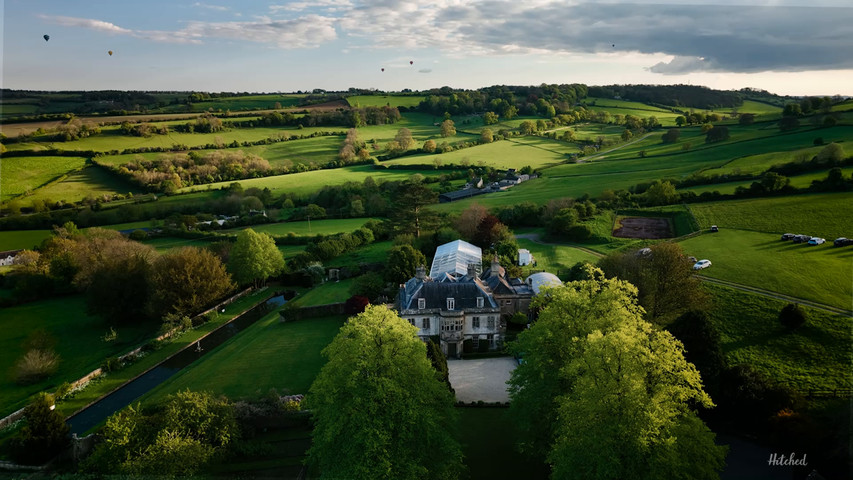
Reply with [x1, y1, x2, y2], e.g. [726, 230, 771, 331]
[0, 295, 156, 417]
[0, 229, 53, 250]
[739, 100, 784, 116]
[140, 313, 345, 403]
[346, 95, 425, 108]
[242, 218, 378, 237]
[688, 192, 853, 239]
[16, 166, 143, 207]
[585, 97, 676, 114]
[681, 167, 853, 195]
[178, 164, 448, 196]
[679, 229, 852, 309]
[384, 137, 572, 170]
[708, 284, 852, 393]
[290, 279, 356, 308]
[1, 156, 89, 202]
[327, 240, 392, 267]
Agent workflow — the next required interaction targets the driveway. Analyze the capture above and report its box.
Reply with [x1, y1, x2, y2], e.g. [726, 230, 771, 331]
[447, 357, 517, 403]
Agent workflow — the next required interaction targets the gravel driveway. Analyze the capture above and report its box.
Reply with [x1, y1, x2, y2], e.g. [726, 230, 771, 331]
[447, 357, 517, 403]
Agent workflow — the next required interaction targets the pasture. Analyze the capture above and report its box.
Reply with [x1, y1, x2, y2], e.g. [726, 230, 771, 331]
[241, 217, 378, 237]
[346, 95, 424, 108]
[327, 240, 392, 267]
[0, 229, 53, 250]
[679, 229, 851, 309]
[178, 164, 448, 196]
[688, 192, 853, 239]
[383, 137, 572, 170]
[18, 166, 142, 207]
[708, 284, 852, 393]
[0, 295, 155, 417]
[515, 238, 600, 277]
[140, 313, 345, 403]
[681, 167, 853, 195]
[289, 279, 356, 308]
[0, 156, 88, 202]
[699, 145, 828, 176]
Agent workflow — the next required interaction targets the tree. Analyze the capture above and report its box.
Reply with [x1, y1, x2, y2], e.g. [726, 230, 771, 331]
[519, 120, 537, 135]
[229, 229, 285, 288]
[598, 242, 709, 325]
[621, 129, 633, 141]
[453, 203, 489, 242]
[508, 268, 726, 479]
[385, 244, 427, 284]
[645, 180, 679, 206]
[390, 180, 439, 238]
[394, 127, 415, 151]
[738, 113, 755, 125]
[10, 393, 69, 465]
[779, 303, 807, 329]
[704, 126, 729, 143]
[548, 208, 579, 236]
[480, 128, 494, 143]
[483, 111, 499, 125]
[661, 128, 681, 143]
[675, 115, 686, 127]
[422, 139, 437, 153]
[87, 247, 154, 323]
[150, 247, 235, 318]
[778, 116, 799, 131]
[350, 272, 386, 301]
[816, 142, 844, 163]
[440, 119, 456, 137]
[306, 306, 463, 479]
[667, 310, 727, 391]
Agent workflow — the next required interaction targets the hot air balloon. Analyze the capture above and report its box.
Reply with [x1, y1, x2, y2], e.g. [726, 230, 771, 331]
[108, 50, 113, 56]
[43, 35, 50, 42]
[381, 68, 384, 72]
[409, 60, 413, 65]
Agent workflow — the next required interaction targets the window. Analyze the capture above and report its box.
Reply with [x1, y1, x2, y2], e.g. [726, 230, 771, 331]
[409, 318, 416, 326]
[472, 335, 480, 348]
[418, 298, 426, 309]
[487, 317, 495, 329]
[447, 298, 455, 310]
[472, 316, 480, 328]
[487, 334, 495, 346]
[423, 318, 430, 329]
[476, 297, 484, 308]
[505, 300, 512, 306]
[441, 318, 462, 332]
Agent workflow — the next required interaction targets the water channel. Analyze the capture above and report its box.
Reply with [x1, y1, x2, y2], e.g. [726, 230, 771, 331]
[67, 294, 287, 435]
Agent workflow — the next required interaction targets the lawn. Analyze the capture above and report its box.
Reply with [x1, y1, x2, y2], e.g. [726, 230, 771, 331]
[178, 164, 448, 196]
[0, 156, 88, 202]
[347, 95, 425, 108]
[289, 279, 356, 307]
[0, 295, 156, 417]
[679, 229, 852, 309]
[688, 192, 853, 240]
[707, 284, 852, 393]
[383, 138, 572, 170]
[18, 166, 143, 207]
[140, 314, 345, 403]
[0, 229, 53, 250]
[457, 407, 550, 479]
[515, 238, 600, 277]
[242, 217, 378, 237]
[327, 240, 392, 267]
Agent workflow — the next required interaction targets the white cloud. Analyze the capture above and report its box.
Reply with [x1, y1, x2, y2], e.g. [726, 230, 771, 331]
[182, 15, 337, 48]
[270, 0, 352, 13]
[193, 2, 229, 11]
[40, 15, 133, 34]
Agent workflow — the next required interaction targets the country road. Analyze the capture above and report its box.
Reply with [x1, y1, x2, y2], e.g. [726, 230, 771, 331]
[515, 233, 852, 317]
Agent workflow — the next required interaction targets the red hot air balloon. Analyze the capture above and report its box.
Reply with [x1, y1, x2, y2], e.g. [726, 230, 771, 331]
[381, 68, 384, 72]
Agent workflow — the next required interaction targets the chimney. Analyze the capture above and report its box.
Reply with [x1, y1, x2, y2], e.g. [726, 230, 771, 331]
[490, 256, 500, 278]
[416, 265, 426, 280]
[467, 263, 478, 278]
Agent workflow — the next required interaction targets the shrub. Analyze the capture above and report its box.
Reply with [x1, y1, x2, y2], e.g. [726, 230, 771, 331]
[509, 312, 529, 326]
[54, 381, 73, 399]
[779, 303, 807, 329]
[10, 393, 70, 465]
[15, 349, 60, 385]
[101, 356, 123, 373]
[129, 229, 148, 240]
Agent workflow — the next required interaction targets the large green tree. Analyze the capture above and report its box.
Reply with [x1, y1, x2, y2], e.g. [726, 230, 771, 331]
[228, 228, 286, 288]
[306, 306, 463, 480]
[508, 267, 726, 479]
[390, 180, 439, 238]
[385, 244, 427, 283]
[149, 247, 235, 318]
[10, 393, 69, 465]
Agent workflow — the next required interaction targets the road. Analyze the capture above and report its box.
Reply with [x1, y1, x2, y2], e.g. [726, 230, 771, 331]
[515, 233, 852, 317]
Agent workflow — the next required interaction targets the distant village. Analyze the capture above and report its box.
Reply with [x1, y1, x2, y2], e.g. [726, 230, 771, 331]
[439, 169, 537, 203]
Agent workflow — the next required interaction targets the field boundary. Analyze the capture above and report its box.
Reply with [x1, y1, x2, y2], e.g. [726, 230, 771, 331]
[698, 275, 852, 317]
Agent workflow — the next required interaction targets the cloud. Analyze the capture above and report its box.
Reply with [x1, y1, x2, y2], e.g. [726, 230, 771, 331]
[193, 2, 229, 11]
[270, 0, 352, 13]
[40, 15, 132, 34]
[418, 68, 432, 73]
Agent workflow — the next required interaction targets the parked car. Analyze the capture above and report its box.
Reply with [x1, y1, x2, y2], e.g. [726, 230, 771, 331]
[792, 235, 810, 243]
[834, 237, 853, 247]
[693, 259, 712, 270]
[808, 237, 825, 245]
[710, 225, 719, 232]
[781, 233, 795, 241]
[687, 256, 697, 263]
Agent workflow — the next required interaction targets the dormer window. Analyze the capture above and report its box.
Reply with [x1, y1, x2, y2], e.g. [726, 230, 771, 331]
[418, 298, 426, 309]
[447, 298, 455, 310]
[476, 297, 484, 308]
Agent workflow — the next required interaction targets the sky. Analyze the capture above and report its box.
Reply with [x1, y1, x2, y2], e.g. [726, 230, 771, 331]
[2, 0, 852, 96]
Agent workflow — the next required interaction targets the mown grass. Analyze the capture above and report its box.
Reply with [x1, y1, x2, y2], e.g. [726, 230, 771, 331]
[327, 240, 392, 267]
[347, 95, 424, 108]
[707, 284, 852, 393]
[0, 295, 156, 417]
[178, 164, 448, 196]
[457, 407, 550, 480]
[383, 138, 571, 170]
[688, 192, 853, 239]
[139, 313, 345, 403]
[679, 229, 852, 309]
[515, 238, 600, 277]
[18, 166, 143, 207]
[739, 100, 783, 116]
[0, 229, 53, 250]
[289, 279, 356, 308]
[1, 156, 88, 202]
[54, 288, 274, 419]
